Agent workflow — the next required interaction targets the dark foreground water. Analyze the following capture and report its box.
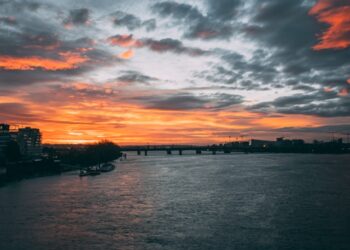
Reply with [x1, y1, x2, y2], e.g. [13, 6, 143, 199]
[0, 153, 350, 250]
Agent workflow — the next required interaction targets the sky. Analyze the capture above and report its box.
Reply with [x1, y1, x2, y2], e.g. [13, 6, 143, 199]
[0, 0, 350, 145]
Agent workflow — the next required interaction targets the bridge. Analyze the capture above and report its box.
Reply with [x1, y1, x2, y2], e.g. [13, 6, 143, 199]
[121, 144, 249, 156]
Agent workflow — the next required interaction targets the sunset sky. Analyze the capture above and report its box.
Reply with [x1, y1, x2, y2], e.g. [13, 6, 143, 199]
[0, 0, 350, 145]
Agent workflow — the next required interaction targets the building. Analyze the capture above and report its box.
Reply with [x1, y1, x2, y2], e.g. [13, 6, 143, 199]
[0, 124, 11, 159]
[250, 139, 275, 148]
[17, 127, 42, 157]
[292, 139, 305, 146]
[275, 137, 305, 147]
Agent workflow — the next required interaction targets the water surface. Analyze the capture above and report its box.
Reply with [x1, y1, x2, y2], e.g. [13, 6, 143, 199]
[1, 153, 350, 249]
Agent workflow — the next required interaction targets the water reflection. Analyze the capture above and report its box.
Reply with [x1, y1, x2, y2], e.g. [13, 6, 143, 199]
[1, 154, 350, 249]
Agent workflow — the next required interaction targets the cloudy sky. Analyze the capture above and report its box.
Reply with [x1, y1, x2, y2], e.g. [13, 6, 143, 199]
[0, 0, 350, 144]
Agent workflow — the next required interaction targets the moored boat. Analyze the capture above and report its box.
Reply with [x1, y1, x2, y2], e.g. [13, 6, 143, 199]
[79, 169, 89, 177]
[99, 163, 115, 172]
[79, 168, 101, 177]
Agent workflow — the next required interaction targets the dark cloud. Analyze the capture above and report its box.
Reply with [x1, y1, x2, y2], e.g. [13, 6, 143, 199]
[0, 16, 17, 26]
[0, 0, 349, 121]
[140, 93, 207, 110]
[108, 34, 208, 56]
[151, 1, 234, 40]
[242, 0, 350, 89]
[0, 103, 38, 120]
[291, 84, 317, 92]
[63, 8, 90, 27]
[195, 0, 350, 112]
[112, 11, 141, 30]
[152, 1, 202, 20]
[142, 38, 209, 56]
[20, 32, 61, 51]
[116, 70, 158, 84]
[0, 0, 41, 12]
[196, 50, 275, 90]
[283, 63, 310, 75]
[0, 30, 116, 86]
[248, 91, 350, 117]
[111, 11, 156, 31]
[0, 3, 120, 89]
[0, 70, 73, 86]
[206, 0, 242, 21]
[142, 19, 156, 32]
[134, 92, 243, 111]
[275, 124, 350, 134]
[196, 1, 320, 90]
[23, 84, 117, 106]
[23, 1, 41, 11]
[209, 93, 244, 109]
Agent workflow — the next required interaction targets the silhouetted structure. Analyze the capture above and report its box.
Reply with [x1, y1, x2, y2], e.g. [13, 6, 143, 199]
[122, 137, 349, 155]
[17, 127, 42, 158]
[84, 140, 122, 167]
[1, 124, 45, 185]
[44, 140, 122, 168]
[0, 124, 42, 161]
[0, 124, 11, 160]
[250, 139, 274, 148]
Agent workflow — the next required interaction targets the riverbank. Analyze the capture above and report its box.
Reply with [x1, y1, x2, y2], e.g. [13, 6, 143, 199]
[0, 141, 122, 187]
[0, 160, 80, 187]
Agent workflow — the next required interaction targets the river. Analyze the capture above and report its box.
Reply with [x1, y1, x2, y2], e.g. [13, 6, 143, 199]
[1, 153, 350, 249]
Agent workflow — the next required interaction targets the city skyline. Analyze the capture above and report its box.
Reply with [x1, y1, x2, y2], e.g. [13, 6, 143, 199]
[1, 122, 349, 146]
[1, 0, 350, 144]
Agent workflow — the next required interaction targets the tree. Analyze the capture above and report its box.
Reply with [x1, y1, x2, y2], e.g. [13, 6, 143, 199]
[84, 140, 121, 166]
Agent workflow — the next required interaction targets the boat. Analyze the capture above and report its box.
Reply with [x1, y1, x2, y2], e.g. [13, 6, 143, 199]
[79, 168, 101, 177]
[79, 169, 89, 177]
[87, 169, 101, 176]
[99, 163, 115, 172]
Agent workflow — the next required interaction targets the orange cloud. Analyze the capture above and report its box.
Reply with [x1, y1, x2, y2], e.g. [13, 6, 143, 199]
[338, 88, 349, 96]
[323, 87, 333, 92]
[118, 49, 134, 59]
[1, 82, 342, 145]
[107, 34, 143, 48]
[1, 87, 326, 145]
[0, 52, 88, 71]
[309, 0, 350, 50]
[255, 115, 319, 129]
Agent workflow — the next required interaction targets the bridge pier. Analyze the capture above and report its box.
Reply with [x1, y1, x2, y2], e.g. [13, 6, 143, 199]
[137, 150, 141, 155]
[196, 149, 202, 154]
[144, 150, 148, 156]
[179, 149, 182, 155]
[212, 150, 216, 155]
[167, 149, 172, 155]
